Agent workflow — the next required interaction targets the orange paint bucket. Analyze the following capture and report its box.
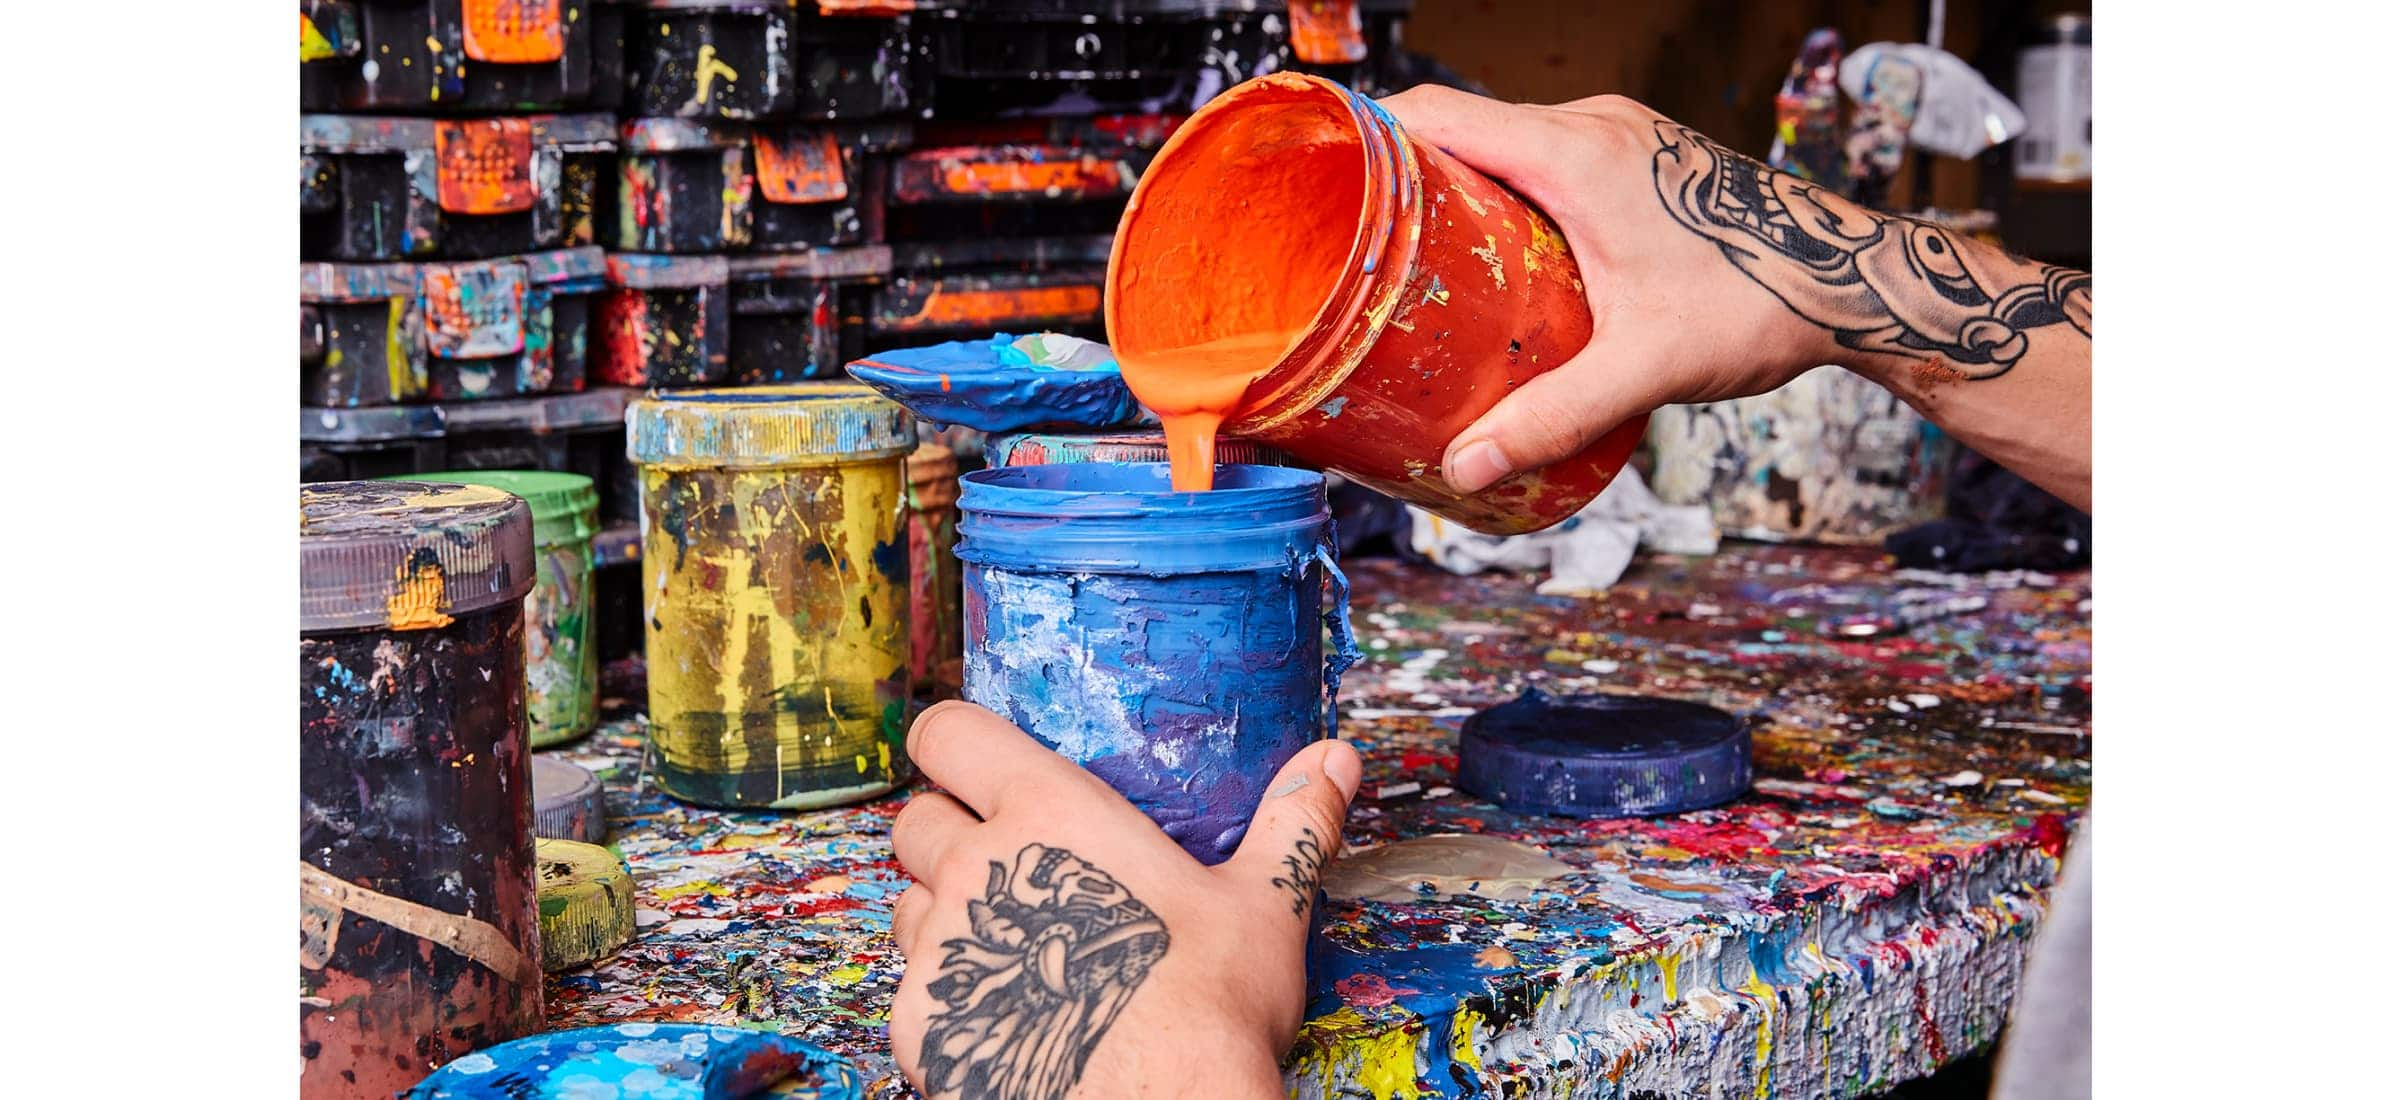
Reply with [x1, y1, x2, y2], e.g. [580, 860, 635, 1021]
[1107, 73, 1645, 535]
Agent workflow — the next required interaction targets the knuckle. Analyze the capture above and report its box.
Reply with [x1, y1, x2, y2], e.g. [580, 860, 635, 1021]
[890, 795, 937, 847]
[931, 845, 988, 889]
[1514, 397, 1598, 459]
[905, 700, 972, 765]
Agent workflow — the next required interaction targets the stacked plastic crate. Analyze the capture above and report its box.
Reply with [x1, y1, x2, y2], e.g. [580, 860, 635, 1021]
[605, 1, 928, 386]
[297, 1, 1433, 674]
[870, 2, 1258, 348]
[300, 1, 629, 519]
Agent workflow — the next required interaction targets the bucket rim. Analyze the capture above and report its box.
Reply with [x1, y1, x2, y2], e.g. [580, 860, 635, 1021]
[956, 463, 1330, 574]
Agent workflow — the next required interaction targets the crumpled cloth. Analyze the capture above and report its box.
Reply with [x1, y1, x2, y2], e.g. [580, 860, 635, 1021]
[1407, 466, 1719, 595]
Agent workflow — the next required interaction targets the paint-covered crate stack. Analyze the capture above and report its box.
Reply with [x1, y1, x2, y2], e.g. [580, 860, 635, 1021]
[300, 0, 613, 112]
[924, 0, 1289, 116]
[871, 116, 1166, 346]
[600, 3, 928, 388]
[1286, 0, 1418, 97]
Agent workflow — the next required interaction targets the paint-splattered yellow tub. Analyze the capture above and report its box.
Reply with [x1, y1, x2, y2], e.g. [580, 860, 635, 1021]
[628, 383, 917, 809]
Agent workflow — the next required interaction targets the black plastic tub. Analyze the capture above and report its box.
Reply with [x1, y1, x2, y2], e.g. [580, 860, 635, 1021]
[301, 114, 615, 261]
[594, 253, 731, 387]
[623, 2, 930, 120]
[727, 245, 891, 384]
[420, 246, 609, 400]
[300, 0, 599, 112]
[301, 261, 427, 407]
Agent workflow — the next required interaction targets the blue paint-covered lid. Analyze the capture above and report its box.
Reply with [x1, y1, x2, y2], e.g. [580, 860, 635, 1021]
[1456, 689, 1753, 818]
[985, 428, 1285, 469]
[405, 1023, 862, 1100]
[627, 382, 916, 469]
[848, 333, 1140, 433]
[958, 462, 1330, 574]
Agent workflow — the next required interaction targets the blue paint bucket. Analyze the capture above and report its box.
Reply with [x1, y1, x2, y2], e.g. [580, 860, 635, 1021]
[957, 463, 1360, 864]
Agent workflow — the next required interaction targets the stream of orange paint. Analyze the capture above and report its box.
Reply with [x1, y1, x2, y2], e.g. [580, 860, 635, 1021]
[1117, 330, 1300, 492]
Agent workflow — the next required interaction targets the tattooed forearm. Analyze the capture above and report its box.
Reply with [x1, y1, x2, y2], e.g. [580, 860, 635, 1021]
[917, 845, 1171, 1100]
[1651, 121, 2089, 379]
[1270, 828, 1327, 921]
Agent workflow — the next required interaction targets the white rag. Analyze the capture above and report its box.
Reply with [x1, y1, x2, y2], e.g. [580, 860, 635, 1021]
[1406, 466, 1719, 596]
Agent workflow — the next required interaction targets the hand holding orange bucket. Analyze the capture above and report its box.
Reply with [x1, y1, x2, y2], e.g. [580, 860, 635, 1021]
[1107, 73, 1645, 535]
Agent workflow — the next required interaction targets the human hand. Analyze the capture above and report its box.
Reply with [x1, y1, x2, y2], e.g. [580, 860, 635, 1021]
[1380, 85, 2056, 494]
[886, 701, 1364, 1100]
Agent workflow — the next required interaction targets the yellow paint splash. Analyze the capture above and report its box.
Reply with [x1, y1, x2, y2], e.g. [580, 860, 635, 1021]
[1291, 1008, 1423, 1100]
[300, 15, 338, 61]
[386, 559, 453, 631]
[387, 296, 418, 398]
[1742, 971, 1777, 1099]
[1469, 235, 1506, 290]
[1348, 1025, 1425, 1100]
[692, 44, 739, 104]
[1657, 945, 1682, 1004]
[1449, 1005, 1487, 1076]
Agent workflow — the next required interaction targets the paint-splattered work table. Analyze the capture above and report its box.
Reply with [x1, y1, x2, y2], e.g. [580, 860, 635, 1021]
[544, 544, 2091, 1098]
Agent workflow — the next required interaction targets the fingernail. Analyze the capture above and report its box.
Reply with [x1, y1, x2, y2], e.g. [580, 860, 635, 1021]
[1446, 439, 1513, 493]
[1320, 740, 1362, 802]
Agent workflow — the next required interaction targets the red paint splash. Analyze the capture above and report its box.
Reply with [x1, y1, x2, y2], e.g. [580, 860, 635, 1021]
[2029, 812, 2070, 857]
[1914, 981, 1947, 1062]
[1647, 819, 1776, 860]
[1332, 973, 1419, 1009]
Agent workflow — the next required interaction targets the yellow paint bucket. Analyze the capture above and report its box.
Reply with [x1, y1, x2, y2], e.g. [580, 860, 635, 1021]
[627, 383, 917, 809]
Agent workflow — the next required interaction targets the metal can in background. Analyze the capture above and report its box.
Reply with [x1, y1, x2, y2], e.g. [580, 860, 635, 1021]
[2015, 13, 2091, 183]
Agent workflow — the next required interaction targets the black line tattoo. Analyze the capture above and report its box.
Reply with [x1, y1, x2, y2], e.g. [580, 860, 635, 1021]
[917, 845, 1171, 1100]
[1270, 828, 1327, 921]
[1651, 121, 2089, 380]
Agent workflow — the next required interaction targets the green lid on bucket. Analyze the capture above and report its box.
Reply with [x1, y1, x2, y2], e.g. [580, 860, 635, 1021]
[627, 382, 916, 469]
[388, 470, 600, 545]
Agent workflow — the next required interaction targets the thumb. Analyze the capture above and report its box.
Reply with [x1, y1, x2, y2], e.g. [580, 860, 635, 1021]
[1227, 740, 1363, 911]
[1442, 335, 1664, 494]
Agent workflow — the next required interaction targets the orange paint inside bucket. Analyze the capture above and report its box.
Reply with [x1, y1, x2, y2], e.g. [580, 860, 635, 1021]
[1110, 81, 1367, 492]
[1112, 75, 1632, 533]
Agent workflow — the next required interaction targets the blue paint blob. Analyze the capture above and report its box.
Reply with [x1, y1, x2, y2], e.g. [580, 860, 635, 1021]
[405, 1023, 862, 1100]
[847, 333, 1140, 433]
[1455, 689, 1753, 818]
[956, 463, 1361, 864]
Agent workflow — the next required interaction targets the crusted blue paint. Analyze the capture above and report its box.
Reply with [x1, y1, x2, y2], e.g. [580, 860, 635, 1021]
[956, 463, 1358, 864]
[848, 333, 1139, 433]
[406, 1023, 862, 1100]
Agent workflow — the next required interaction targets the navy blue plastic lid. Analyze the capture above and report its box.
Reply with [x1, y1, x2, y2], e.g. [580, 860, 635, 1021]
[957, 462, 1329, 574]
[1456, 689, 1753, 818]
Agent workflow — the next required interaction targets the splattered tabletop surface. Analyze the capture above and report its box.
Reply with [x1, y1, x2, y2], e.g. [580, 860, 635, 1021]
[542, 544, 2091, 1098]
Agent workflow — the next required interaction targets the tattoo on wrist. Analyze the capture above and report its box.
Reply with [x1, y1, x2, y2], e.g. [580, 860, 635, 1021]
[918, 844, 1171, 1100]
[1270, 828, 1327, 921]
[1651, 122, 2090, 379]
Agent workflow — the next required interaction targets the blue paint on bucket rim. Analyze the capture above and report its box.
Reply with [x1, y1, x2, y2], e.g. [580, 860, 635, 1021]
[958, 463, 1330, 574]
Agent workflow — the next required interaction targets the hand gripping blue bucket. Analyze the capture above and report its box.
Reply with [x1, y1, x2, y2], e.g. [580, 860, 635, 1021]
[956, 463, 1361, 864]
